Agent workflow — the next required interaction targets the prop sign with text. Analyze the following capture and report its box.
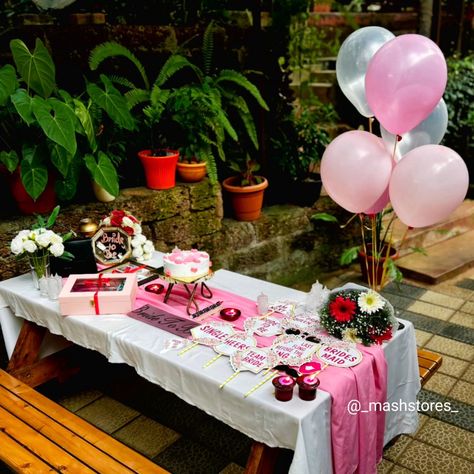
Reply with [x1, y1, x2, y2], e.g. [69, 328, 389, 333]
[214, 332, 257, 356]
[244, 316, 283, 337]
[190, 321, 235, 347]
[230, 348, 279, 374]
[282, 310, 319, 333]
[272, 335, 319, 366]
[92, 227, 131, 265]
[317, 345, 362, 367]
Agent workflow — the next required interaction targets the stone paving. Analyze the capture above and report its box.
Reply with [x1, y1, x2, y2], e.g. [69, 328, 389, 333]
[0, 267, 473, 473]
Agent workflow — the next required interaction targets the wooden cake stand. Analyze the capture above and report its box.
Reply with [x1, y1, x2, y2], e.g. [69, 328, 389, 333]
[161, 271, 214, 315]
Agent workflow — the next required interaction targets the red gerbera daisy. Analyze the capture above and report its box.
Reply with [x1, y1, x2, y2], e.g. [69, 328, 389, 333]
[329, 296, 356, 322]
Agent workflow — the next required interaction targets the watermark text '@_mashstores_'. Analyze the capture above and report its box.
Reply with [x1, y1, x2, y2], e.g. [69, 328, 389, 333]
[347, 399, 458, 416]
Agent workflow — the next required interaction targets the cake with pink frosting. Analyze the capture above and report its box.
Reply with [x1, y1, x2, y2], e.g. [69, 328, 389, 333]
[163, 248, 211, 281]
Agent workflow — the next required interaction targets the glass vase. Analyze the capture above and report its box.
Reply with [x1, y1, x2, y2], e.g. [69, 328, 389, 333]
[28, 252, 50, 290]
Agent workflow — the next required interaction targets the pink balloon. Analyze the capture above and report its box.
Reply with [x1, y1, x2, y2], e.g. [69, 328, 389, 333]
[389, 145, 469, 228]
[364, 186, 390, 214]
[321, 131, 393, 213]
[366, 34, 447, 135]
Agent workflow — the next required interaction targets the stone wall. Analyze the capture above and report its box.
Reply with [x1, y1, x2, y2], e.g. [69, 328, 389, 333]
[0, 179, 359, 287]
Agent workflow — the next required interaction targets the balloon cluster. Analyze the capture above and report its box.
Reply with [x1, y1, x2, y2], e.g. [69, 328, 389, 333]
[321, 28, 469, 228]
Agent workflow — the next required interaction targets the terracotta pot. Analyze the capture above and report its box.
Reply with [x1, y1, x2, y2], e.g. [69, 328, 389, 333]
[138, 149, 179, 190]
[177, 161, 207, 183]
[9, 170, 56, 215]
[313, 2, 332, 12]
[222, 176, 268, 221]
[358, 244, 398, 287]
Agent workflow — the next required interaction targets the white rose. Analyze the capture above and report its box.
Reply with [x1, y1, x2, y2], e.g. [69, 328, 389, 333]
[142, 252, 152, 261]
[10, 237, 24, 255]
[122, 216, 134, 228]
[131, 234, 146, 247]
[23, 240, 38, 253]
[49, 242, 64, 257]
[133, 223, 142, 234]
[143, 241, 154, 253]
[101, 217, 111, 226]
[36, 230, 54, 248]
[18, 230, 30, 239]
[28, 230, 38, 241]
[132, 246, 144, 258]
[50, 232, 63, 245]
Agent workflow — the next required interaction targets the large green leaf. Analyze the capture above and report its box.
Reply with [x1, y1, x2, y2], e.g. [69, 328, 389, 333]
[0, 150, 19, 173]
[84, 152, 119, 197]
[32, 97, 77, 155]
[55, 157, 81, 201]
[0, 65, 18, 106]
[86, 75, 135, 131]
[50, 143, 73, 177]
[10, 38, 55, 98]
[20, 145, 48, 200]
[73, 99, 97, 151]
[11, 89, 35, 125]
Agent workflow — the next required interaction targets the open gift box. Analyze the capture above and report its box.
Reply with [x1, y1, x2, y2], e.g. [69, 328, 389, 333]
[59, 273, 138, 315]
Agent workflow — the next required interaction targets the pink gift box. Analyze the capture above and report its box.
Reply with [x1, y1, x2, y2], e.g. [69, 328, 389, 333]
[59, 273, 138, 315]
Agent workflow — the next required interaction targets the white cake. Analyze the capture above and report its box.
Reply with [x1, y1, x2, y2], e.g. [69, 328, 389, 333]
[163, 248, 211, 281]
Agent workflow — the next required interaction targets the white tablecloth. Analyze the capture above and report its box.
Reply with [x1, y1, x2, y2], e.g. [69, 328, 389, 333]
[0, 254, 420, 474]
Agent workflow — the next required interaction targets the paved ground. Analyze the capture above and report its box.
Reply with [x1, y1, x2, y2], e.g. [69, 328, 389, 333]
[1, 267, 473, 474]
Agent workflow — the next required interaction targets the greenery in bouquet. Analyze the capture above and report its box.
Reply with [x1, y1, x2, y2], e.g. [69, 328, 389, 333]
[99, 209, 154, 261]
[10, 206, 73, 277]
[319, 288, 394, 346]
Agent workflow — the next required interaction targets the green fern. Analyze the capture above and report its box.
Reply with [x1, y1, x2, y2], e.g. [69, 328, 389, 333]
[89, 42, 149, 90]
[109, 75, 138, 90]
[226, 94, 259, 149]
[124, 88, 150, 109]
[202, 21, 215, 76]
[155, 54, 201, 88]
[199, 145, 218, 184]
[216, 69, 269, 111]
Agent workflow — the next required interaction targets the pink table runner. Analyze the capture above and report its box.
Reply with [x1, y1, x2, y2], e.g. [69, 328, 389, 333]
[134, 279, 387, 474]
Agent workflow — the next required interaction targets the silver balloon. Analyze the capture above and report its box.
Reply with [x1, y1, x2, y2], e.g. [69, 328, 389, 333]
[381, 99, 448, 161]
[33, 0, 77, 9]
[336, 26, 395, 118]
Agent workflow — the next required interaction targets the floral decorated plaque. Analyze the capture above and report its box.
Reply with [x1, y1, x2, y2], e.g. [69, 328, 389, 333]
[213, 332, 257, 356]
[190, 321, 235, 347]
[92, 227, 131, 265]
[230, 348, 279, 374]
[317, 345, 362, 368]
[244, 316, 283, 337]
[282, 310, 319, 333]
[271, 335, 319, 366]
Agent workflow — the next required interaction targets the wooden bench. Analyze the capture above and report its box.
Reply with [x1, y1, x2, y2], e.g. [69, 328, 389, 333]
[0, 369, 168, 474]
[417, 349, 443, 386]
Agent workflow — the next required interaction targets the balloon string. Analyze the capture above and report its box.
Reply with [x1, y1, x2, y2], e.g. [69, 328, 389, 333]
[359, 214, 373, 290]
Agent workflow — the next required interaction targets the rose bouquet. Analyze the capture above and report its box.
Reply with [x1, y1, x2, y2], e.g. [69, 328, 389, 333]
[319, 287, 396, 346]
[10, 206, 73, 286]
[100, 210, 154, 261]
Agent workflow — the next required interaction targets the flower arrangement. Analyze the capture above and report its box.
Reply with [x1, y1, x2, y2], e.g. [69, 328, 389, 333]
[10, 206, 73, 284]
[319, 288, 395, 346]
[100, 210, 154, 261]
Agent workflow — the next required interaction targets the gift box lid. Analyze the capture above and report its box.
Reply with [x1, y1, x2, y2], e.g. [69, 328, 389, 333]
[59, 273, 138, 302]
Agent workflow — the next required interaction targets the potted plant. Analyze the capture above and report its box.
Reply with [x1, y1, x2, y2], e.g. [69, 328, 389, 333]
[222, 155, 268, 221]
[89, 21, 269, 188]
[0, 39, 133, 212]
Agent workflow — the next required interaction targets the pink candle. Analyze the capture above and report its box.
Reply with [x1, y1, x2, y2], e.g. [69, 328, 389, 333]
[272, 376, 296, 402]
[297, 375, 320, 401]
[220, 308, 241, 321]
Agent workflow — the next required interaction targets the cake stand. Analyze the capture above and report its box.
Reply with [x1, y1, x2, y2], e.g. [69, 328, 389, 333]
[161, 271, 214, 315]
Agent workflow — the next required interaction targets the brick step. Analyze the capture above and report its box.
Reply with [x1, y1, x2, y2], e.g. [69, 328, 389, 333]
[395, 229, 474, 284]
[389, 199, 474, 257]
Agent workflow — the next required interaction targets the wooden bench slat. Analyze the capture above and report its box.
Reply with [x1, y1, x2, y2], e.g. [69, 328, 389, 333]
[417, 349, 443, 366]
[418, 358, 439, 371]
[0, 405, 96, 473]
[0, 429, 57, 474]
[417, 349, 443, 386]
[0, 385, 137, 474]
[0, 370, 167, 474]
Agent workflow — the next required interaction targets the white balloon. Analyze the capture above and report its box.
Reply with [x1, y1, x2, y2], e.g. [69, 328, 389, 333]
[381, 99, 448, 161]
[336, 26, 395, 117]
